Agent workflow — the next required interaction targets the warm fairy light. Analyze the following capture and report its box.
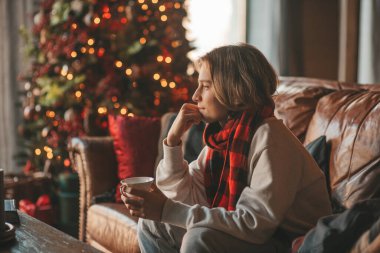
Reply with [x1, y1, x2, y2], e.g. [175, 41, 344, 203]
[165, 56, 172, 63]
[67, 73, 74, 80]
[161, 15, 168, 22]
[103, 12, 111, 19]
[47, 152, 54, 159]
[87, 38, 95, 46]
[64, 159, 71, 167]
[35, 149, 42, 156]
[114, 103, 120, 109]
[103, 6, 110, 12]
[120, 107, 128, 115]
[53, 121, 59, 127]
[97, 107, 108, 114]
[139, 37, 147, 44]
[24, 82, 31, 90]
[115, 61, 123, 68]
[154, 98, 160, 106]
[75, 90, 82, 98]
[157, 55, 163, 62]
[141, 4, 148, 10]
[153, 73, 160, 80]
[160, 79, 168, 87]
[121, 17, 127, 24]
[112, 96, 118, 102]
[88, 48, 95, 54]
[46, 111, 55, 118]
[172, 41, 180, 48]
[174, 2, 181, 9]
[127, 113, 135, 117]
[71, 51, 77, 58]
[159, 5, 166, 12]
[152, 0, 158, 3]
[138, 0, 145, 3]
[117, 6, 124, 12]
[169, 81, 176, 88]
[149, 25, 156, 31]
[61, 69, 67, 76]
[125, 68, 133, 76]
[81, 47, 87, 53]
[79, 83, 85, 89]
[94, 17, 101, 24]
[71, 23, 78, 29]
[44, 146, 52, 153]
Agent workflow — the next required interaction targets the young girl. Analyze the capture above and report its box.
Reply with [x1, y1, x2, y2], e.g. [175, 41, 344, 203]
[122, 44, 332, 253]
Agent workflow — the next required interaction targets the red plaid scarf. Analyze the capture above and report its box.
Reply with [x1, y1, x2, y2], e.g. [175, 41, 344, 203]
[203, 104, 275, 211]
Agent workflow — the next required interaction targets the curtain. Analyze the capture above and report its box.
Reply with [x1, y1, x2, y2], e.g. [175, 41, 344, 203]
[358, 0, 380, 83]
[0, 0, 34, 173]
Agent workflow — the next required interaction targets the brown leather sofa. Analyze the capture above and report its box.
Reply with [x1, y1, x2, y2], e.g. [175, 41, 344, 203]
[69, 77, 380, 253]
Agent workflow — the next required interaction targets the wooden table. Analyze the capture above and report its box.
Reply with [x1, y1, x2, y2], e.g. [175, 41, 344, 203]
[0, 211, 101, 253]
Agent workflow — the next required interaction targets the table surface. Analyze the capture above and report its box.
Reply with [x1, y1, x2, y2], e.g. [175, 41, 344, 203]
[0, 211, 102, 253]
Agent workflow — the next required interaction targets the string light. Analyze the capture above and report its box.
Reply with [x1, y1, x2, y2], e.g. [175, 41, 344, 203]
[174, 2, 181, 9]
[138, 0, 145, 3]
[35, 149, 42, 156]
[47, 152, 54, 159]
[141, 4, 148, 10]
[103, 12, 111, 19]
[159, 5, 166, 12]
[94, 17, 101, 24]
[87, 38, 95, 46]
[114, 103, 120, 109]
[161, 15, 168, 22]
[97, 106, 108, 114]
[152, 0, 158, 3]
[71, 51, 77, 58]
[88, 48, 95, 54]
[44, 146, 52, 153]
[139, 37, 147, 44]
[153, 73, 160, 80]
[111, 96, 118, 102]
[172, 41, 181, 48]
[115, 61, 123, 68]
[46, 111, 55, 118]
[71, 23, 78, 29]
[75, 90, 82, 98]
[169, 81, 176, 88]
[79, 83, 85, 89]
[81, 47, 87, 53]
[117, 6, 124, 12]
[160, 79, 168, 87]
[120, 107, 128, 115]
[67, 73, 74, 80]
[127, 113, 135, 117]
[154, 98, 160, 106]
[165, 56, 172, 63]
[125, 68, 133, 76]
[157, 55, 163, 62]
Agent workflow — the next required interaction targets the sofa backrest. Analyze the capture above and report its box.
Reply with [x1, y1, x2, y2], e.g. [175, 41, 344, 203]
[276, 77, 380, 209]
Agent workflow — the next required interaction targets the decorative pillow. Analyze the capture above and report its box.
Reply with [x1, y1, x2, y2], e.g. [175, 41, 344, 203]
[108, 115, 161, 202]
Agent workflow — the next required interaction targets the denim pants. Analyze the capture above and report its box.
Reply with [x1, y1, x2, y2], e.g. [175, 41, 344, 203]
[137, 219, 287, 253]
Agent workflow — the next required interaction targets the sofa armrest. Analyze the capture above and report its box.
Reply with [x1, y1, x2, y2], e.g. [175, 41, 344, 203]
[68, 136, 119, 241]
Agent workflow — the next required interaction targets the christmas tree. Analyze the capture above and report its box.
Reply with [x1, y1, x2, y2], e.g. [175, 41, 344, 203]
[19, 0, 194, 176]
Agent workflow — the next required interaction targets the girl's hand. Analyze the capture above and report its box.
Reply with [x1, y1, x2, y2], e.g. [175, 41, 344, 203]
[167, 103, 202, 146]
[121, 184, 167, 221]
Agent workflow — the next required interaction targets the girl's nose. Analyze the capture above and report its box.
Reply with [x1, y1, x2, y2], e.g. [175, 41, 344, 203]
[192, 88, 200, 102]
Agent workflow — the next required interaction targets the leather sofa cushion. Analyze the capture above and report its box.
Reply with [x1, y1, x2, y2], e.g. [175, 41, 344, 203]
[87, 203, 139, 253]
[275, 78, 335, 142]
[304, 89, 380, 208]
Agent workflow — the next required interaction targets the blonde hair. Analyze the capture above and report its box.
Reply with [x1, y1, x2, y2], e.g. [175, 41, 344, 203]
[198, 43, 278, 112]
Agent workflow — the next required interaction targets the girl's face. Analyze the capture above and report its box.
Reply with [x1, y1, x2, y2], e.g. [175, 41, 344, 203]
[192, 63, 228, 125]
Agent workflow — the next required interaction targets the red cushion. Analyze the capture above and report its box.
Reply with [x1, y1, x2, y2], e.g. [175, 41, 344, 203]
[108, 115, 161, 202]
